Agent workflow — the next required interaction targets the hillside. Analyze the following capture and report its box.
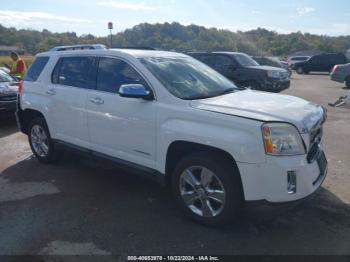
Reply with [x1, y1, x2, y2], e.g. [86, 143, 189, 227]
[1, 22, 350, 56]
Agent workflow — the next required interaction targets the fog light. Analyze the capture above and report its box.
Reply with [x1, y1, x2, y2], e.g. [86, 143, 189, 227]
[287, 171, 297, 194]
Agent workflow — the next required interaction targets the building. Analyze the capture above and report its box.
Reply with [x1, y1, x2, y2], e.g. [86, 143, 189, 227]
[0, 46, 25, 56]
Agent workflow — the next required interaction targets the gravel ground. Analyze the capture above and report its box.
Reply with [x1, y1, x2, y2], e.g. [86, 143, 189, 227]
[0, 73, 349, 257]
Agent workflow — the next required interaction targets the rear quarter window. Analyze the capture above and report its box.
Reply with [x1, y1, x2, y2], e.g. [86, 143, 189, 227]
[24, 57, 50, 82]
[51, 56, 95, 89]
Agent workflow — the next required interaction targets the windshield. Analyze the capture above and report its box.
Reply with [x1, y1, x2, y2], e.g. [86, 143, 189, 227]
[234, 54, 259, 67]
[140, 56, 237, 100]
[0, 70, 15, 82]
[292, 57, 310, 61]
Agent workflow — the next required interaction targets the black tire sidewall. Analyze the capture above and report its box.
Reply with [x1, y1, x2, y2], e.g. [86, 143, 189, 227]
[345, 78, 350, 88]
[296, 67, 304, 74]
[171, 152, 243, 226]
[28, 118, 57, 164]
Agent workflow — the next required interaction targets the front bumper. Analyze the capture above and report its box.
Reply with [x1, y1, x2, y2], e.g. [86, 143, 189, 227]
[238, 147, 328, 203]
[0, 100, 16, 114]
[263, 79, 291, 92]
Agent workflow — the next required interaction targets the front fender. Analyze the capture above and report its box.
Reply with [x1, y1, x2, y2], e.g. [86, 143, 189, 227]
[157, 116, 266, 173]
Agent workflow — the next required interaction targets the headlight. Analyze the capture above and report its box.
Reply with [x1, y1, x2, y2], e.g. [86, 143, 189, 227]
[262, 123, 306, 156]
[267, 71, 280, 78]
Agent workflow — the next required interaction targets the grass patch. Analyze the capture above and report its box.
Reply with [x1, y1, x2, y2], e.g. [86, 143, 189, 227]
[0, 56, 35, 68]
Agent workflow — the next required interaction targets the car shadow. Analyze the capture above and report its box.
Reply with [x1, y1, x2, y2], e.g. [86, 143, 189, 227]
[307, 72, 330, 76]
[1, 153, 350, 255]
[0, 116, 18, 139]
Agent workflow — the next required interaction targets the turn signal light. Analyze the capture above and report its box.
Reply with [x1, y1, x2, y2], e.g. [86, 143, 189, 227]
[18, 80, 23, 94]
[262, 126, 274, 154]
[331, 65, 339, 73]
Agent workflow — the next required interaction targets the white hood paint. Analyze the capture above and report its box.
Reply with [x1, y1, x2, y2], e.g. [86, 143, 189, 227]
[190, 90, 325, 133]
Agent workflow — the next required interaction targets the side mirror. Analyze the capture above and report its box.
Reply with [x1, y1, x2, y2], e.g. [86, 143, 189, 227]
[119, 84, 154, 100]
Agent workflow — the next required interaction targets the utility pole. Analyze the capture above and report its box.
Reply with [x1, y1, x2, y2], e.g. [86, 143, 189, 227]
[108, 22, 113, 48]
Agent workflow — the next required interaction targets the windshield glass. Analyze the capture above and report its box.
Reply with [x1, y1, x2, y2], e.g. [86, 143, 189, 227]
[0, 70, 15, 82]
[234, 54, 259, 67]
[140, 56, 237, 100]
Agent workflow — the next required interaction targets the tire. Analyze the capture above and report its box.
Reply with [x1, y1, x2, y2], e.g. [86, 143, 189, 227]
[345, 77, 350, 89]
[296, 67, 304, 74]
[171, 152, 243, 226]
[28, 117, 60, 164]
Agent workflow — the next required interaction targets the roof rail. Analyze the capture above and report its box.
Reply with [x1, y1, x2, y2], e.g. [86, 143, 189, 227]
[49, 44, 107, 52]
[115, 46, 156, 50]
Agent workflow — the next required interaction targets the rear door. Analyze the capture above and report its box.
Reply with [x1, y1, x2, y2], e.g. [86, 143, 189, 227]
[318, 55, 330, 72]
[86, 57, 157, 169]
[308, 55, 323, 72]
[48, 56, 95, 148]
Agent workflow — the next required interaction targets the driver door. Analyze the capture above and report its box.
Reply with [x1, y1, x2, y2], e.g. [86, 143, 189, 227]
[86, 57, 157, 169]
[212, 55, 239, 81]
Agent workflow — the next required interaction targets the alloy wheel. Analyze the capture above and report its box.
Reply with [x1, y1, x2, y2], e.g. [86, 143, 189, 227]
[179, 166, 226, 218]
[30, 125, 49, 157]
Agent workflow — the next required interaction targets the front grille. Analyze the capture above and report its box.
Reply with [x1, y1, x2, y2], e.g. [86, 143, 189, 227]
[0, 94, 17, 103]
[280, 72, 289, 80]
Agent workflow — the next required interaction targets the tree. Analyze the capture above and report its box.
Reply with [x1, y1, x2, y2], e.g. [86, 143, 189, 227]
[0, 23, 349, 56]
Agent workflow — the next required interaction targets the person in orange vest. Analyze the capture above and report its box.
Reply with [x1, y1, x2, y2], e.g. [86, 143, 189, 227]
[5, 52, 27, 79]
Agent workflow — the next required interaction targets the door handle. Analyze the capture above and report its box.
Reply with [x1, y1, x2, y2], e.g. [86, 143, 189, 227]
[89, 97, 104, 105]
[46, 89, 56, 96]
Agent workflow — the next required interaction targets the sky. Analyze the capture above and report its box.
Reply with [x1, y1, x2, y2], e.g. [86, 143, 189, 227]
[0, 0, 350, 36]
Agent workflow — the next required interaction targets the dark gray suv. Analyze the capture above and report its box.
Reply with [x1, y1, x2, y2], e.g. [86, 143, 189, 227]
[0, 69, 19, 117]
[189, 52, 290, 92]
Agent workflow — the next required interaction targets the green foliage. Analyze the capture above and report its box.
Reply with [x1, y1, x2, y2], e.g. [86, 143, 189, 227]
[0, 23, 349, 56]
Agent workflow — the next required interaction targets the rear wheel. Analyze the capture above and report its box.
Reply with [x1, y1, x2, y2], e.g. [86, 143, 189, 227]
[171, 152, 243, 226]
[345, 77, 350, 89]
[28, 118, 60, 164]
[296, 67, 304, 74]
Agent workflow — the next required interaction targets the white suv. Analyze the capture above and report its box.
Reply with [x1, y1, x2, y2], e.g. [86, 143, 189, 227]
[16, 45, 328, 226]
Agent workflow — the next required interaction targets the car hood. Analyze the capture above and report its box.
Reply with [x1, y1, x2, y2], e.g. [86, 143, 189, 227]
[190, 90, 326, 133]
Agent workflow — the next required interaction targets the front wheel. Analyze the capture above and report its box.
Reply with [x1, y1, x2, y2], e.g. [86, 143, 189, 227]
[171, 152, 243, 226]
[28, 118, 60, 164]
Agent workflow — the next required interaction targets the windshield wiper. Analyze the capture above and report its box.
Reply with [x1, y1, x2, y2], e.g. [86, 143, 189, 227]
[185, 88, 236, 100]
[214, 88, 236, 97]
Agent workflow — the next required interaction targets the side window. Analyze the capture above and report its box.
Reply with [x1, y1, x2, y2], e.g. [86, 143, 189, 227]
[213, 55, 237, 75]
[199, 56, 215, 67]
[310, 56, 321, 63]
[96, 57, 147, 93]
[24, 57, 49, 82]
[52, 56, 94, 88]
[332, 55, 344, 64]
[214, 55, 234, 68]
